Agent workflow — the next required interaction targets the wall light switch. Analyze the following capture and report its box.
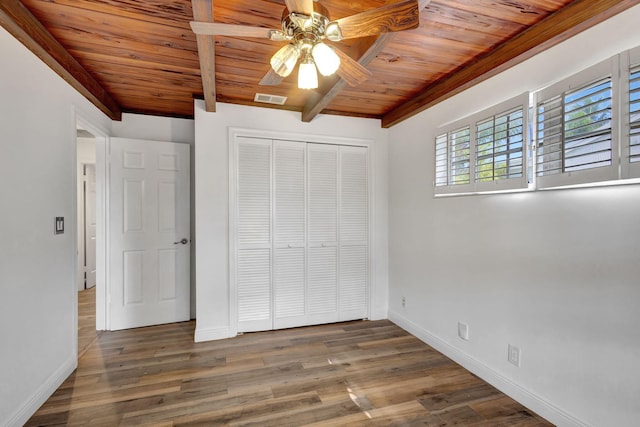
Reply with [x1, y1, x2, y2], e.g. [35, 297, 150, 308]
[55, 217, 64, 235]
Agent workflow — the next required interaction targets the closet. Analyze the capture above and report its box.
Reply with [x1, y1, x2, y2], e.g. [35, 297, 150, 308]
[232, 136, 369, 332]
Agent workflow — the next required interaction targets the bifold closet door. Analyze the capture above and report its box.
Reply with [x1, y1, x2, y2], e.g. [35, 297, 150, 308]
[307, 144, 340, 325]
[339, 146, 369, 320]
[234, 138, 369, 332]
[273, 141, 307, 329]
[236, 137, 272, 332]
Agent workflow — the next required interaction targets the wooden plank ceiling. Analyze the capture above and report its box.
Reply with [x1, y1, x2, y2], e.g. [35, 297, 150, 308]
[3, 0, 638, 127]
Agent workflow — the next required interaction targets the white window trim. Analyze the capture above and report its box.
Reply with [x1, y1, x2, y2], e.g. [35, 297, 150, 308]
[434, 93, 529, 196]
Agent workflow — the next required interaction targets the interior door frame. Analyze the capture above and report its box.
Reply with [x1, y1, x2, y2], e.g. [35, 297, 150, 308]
[228, 127, 376, 337]
[74, 108, 110, 334]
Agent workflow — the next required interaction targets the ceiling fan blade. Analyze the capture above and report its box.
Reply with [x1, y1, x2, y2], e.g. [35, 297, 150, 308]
[284, 0, 314, 15]
[333, 0, 420, 40]
[259, 68, 285, 86]
[190, 21, 274, 38]
[333, 48, 372, 87]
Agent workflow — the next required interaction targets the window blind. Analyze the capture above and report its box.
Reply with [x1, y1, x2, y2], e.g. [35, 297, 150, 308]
[434, 127, 470, 188]
[537, 77, 613, 176]
[475, 108, 524, 182]
[630, 65, 640, 163]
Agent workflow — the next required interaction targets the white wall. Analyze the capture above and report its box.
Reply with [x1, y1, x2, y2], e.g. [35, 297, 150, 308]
[194, 101, 389, 341]
[111, 113, 196, 317]
[0, 27, 112, 427]
[388, 6, 640, 427]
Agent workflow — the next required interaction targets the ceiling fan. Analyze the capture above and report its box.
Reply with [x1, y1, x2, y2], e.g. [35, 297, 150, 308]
[190, 0, 420, 90]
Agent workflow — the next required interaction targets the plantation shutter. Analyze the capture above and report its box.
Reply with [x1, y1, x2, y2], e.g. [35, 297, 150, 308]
[339, 146, 368, 320]
[535, 58, 618, 188]
[627, 46, 640, 178]
[273, 141, 307, 329]
[630, 64, 640, 164]
[433, 126, 473, 195]
[307, 143, 339, 324]
[236, 137, 272, 332]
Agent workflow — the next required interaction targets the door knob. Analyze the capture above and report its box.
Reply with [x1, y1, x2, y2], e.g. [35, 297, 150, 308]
[173, 238, 189, 245]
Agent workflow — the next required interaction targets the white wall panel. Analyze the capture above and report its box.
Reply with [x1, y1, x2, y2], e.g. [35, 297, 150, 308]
[387, 6, 640, 426]
[0, 26, 113, 427]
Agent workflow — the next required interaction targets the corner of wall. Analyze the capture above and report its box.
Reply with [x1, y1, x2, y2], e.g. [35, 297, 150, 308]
[4, 355, 76, 427]
[388, 310, 587, 427]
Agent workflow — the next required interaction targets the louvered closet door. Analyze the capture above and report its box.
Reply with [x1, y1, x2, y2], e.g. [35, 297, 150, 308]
[236, 137, 272, 332]
[273, 141, 307, 329]
[307, 144, 340, 325]
[339, 146, 369, 320]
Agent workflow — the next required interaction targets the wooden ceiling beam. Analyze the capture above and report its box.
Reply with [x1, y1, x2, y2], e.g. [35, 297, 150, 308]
[382, 0, 640, 128]
[0, 0, 122, 120]
[192, 0, 216, 113]
[302, 0, 432, 123]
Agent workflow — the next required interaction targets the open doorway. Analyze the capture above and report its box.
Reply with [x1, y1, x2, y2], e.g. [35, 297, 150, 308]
[76, 127, 101, 357]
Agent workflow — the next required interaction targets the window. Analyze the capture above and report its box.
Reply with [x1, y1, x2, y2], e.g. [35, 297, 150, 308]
[534, 57, 618, 188]
[537, 78, 612, 176]
[476, 108, 524, 182]
[433, 47, 640, 196]
[434, 94, 528, 195]
[435, 126, 470, 188]
[630, 64, 640, 163]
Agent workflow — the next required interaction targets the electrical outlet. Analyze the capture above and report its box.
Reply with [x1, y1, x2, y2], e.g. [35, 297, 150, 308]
[458, 322, 469, 340]
[401, 296, 406, 309]
[508, 344, 521, 367]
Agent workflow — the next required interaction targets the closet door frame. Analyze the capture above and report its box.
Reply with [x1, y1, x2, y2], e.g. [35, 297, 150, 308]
[228, 127, 375, 336]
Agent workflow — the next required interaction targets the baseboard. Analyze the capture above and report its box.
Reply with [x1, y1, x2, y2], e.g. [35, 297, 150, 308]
[388, 310, 587, 427]
[3, 355, 76, 427]
[194, 326, 232, 342]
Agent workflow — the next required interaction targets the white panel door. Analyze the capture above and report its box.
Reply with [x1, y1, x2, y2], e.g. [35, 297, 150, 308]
[273, 141, 307, 329]
[236, 137, 273, 332]
[109, 138, 190, 330]
[307, 143, 339, 325]
[84, 164, 97, 288]
[339, 146, 369, 320]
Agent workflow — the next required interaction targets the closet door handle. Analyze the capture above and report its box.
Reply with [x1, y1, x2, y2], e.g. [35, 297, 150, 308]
[173, 238, 189, 245]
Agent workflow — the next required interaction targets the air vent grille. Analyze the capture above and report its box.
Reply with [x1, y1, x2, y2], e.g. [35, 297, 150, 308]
[254, 93, 287, 105]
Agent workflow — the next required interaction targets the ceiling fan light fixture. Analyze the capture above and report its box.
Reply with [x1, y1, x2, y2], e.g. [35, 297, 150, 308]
[312, 42, 340, 76]
[270, 43, 300, 77]
[298, 54, 318, 90]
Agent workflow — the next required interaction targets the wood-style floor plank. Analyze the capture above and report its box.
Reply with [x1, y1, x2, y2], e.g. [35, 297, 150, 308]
[77, 286, 102, 358]
[28, 320, 553, 426]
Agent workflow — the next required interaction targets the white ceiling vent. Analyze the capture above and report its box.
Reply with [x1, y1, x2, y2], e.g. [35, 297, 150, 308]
[254, 93, 287, 105]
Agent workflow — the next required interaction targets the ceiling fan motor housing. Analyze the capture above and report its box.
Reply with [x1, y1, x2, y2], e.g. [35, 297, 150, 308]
[280, 3, 333, 43]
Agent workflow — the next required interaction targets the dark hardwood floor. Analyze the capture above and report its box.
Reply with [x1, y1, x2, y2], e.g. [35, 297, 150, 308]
[28, 320, 552, 426]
